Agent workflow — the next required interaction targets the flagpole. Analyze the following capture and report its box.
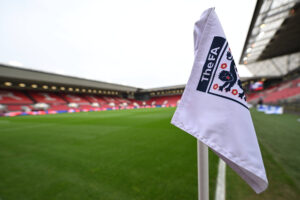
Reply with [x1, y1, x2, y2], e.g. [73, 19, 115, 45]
[197, 140, 209, 200]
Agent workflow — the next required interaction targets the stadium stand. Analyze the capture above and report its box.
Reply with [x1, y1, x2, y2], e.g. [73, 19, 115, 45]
[115, 97, 131, 105]
[6, 105, 32, 112]
[129, 99, 143, 107]
[47, 104, 69, 111]
[0, 90, 33, 104]
[78, 104, 95, 110]
[0, 89, 34, 112]
[61, 94, 90, 104]
[28, 91, 66, 104]
[247, 77, 300, 104]
[102, 96, 119, 104]
[84, 95, 106, 104]
[146, 95, 181, 107]
[238, 0, 300, 113]
[0, 63, 186, 116]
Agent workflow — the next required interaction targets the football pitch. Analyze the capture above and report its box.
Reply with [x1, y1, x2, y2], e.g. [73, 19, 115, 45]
[0, 108, 299, 200]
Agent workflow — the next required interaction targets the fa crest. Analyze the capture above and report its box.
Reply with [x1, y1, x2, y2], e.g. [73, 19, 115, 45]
[197, 36, 248, 109]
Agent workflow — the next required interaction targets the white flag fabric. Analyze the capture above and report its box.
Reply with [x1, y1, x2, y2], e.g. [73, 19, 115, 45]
[171, 8, 268, 193]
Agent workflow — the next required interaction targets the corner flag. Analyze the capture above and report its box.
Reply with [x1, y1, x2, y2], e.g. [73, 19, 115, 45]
[171, 8, 268, 193]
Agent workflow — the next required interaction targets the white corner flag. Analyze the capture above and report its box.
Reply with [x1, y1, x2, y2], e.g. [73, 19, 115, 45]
[171, 8, 268, 194]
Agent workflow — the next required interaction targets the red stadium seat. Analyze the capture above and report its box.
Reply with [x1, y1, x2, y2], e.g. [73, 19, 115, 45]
[6, 105, 32, 112]
[0, 90, 33, 104]
[146, 95, 181, 106]
[47, 104, 69, 111]
[61, 94, 90, 104]
[78, 104, 95, 110]
[28, 92, 67, 104]
[84, 95, 107, 104]
[247, 77, 300, 104]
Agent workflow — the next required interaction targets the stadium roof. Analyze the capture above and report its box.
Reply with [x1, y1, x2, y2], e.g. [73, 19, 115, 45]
[0, 64, 138, 92]
[0, 64, 188, 93]
[240, 0, 300, 77]
[140, 84, 185, 92]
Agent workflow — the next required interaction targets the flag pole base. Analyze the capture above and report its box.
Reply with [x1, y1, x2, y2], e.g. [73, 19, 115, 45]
[197, 140, 209, 200]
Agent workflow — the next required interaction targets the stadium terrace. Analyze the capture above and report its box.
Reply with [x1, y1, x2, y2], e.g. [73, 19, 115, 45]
[0, 64, 185, 117]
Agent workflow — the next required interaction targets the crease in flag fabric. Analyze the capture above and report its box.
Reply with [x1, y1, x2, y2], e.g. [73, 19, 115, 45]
[171, 8, 268, 194]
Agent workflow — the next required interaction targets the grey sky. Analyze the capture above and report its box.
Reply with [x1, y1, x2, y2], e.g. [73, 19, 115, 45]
[0, 0, 256, 88]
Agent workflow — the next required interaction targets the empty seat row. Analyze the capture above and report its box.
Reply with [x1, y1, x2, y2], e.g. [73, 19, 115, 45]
[146, 95, 181, 106]
[247, 77, 300, 104]
[0, 90, 137, 112]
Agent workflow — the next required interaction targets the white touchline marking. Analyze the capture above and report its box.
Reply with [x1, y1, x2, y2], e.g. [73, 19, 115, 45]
[215, 159, 226, 200]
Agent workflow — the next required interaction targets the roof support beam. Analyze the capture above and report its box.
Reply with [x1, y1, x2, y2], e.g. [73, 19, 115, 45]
[270, 59, 284, 75]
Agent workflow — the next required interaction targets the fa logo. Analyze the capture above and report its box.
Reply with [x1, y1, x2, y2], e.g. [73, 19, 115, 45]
[218, 51, 246, 100]
[197, 36, 247, 109]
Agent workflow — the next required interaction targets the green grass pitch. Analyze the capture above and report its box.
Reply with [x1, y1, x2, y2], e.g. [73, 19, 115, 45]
[0, 108, 299, 200]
